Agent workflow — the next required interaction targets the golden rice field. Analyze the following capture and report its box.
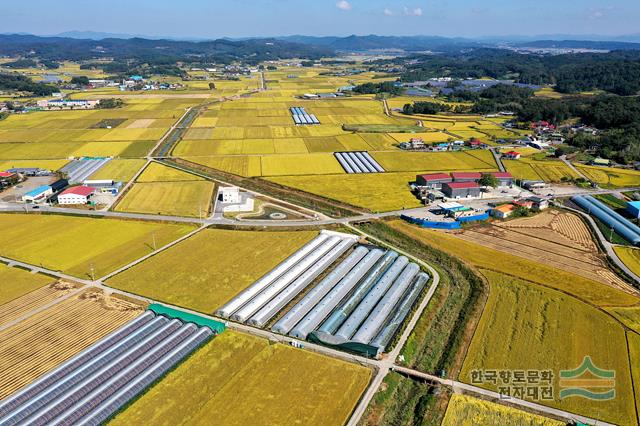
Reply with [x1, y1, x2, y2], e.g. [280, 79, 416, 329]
[614, 247, 640, 278]
[386, 219, 638, 307]
[111, 331, 371, 426]
[577, 165, 640, 187]
[0, 263, 54, 306]
[0, 280, 80, 326]
[608, 305, 640, 334]
[183, 155, 262, 177]
[268, 172, 423, 212]
[386, 131, 452, 143]
[0, 289, 144, 399]
[88, 158, 146, 182]
[0, 159, 69, 172]
[629, 332, 640, 408]
[503, 158, 579, 182]
[460, 270, 637, 426]
[114, 181, 215, 217]
[260, 153, 345, 176]
[372, 150, 497, 173]
[0, 214, 194, 279]
[108, 229, 317, 313]
[442, 394, 563, 426]
[136, 161, 204, 182]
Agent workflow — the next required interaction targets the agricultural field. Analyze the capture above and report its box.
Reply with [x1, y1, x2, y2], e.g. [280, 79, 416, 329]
[114, 181, 215, 217]
[88, 158, 146, 182]
[0, 159, 69, 172]
[0, 280, 80, 326]
[576, 164, 640, 188]
[371, 150, 497, 173]
[0, 214, 194, 279]
[111, 331, 371, 426]
[614, 246, 640, 278]
[0, 289, 144, 399]
[0, 263, 56, 306]
[442, 394, 564, 426]
[268, 172, 423, 212]
[385, 219, 638, 308]
[460, 271, 637, 425]
[455, 210, 636, 294]
[504, 158, 579, 182]
[107, 228, 318, 313]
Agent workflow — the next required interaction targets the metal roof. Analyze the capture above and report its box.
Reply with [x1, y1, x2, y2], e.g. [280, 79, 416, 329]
[24, 185, 51, 197]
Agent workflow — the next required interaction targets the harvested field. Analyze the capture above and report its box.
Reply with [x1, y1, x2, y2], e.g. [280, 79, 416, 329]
[0, 289, 144, 399]
[126, 118, 156, 129]
[0, 263, 54, 306]
[0, 214, 195, 279]
[460, 271, 637, 426]
[386, 219, 639, 307]
[455, 211, 636, 295]
[111, 331, 371, 426]
[0, 280, 80, 326]
[442, 394, 563, 426]
[108, 228, 317, 313]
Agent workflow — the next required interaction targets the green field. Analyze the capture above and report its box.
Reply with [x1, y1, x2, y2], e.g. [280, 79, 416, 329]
[111, 331, 371, 426]
[0, 263, 53, 305]
[0, 214, 194, 279]
[107, 229, 317, 313]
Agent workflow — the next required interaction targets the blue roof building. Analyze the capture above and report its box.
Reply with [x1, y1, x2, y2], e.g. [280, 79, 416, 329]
[627, 201, 640, 218]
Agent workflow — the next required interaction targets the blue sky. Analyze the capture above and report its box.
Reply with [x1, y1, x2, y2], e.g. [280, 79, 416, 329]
[3, 0, 639, 39]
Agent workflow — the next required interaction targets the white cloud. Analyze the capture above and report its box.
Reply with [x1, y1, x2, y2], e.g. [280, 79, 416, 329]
[336, 1, 352, 11]
[383, 8, 394, 16]
[404, 6, 423, 16]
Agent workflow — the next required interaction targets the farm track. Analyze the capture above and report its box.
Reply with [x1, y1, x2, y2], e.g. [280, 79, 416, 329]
[0, 289, 143, 398]
[0, 280, 79, 325]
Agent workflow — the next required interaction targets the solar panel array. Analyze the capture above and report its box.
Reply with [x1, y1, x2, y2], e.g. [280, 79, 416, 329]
[290, 107, 320, 125]
[0, 311, 213, 426]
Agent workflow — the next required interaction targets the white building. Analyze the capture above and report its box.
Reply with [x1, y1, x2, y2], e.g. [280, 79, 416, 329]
[22, 185, 53, 203]
[221, 187, 241, 204]
[57, 186, 95, 205]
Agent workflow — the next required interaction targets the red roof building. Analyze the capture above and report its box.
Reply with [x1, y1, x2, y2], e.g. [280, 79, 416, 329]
[0, 171, 15, 178]
[446, 181, 480, 189]
[415, 173, 452, 189]
[57, 186, 96, 205]
[491, 172, 514, 179]
[451, 172, 482, 182]
[60, 186, 95, 197]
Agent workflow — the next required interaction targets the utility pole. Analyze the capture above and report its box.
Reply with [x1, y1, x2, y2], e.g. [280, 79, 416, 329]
[90, 263, 95, 281]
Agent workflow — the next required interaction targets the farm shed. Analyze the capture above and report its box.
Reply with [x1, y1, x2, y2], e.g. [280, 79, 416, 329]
[490, 172, 514, 187]
[451, 172, 482, 183]
[21, 185, 53, 203]
[57, 186, 96, 205]
[627, 201, 640, 219]
[49, 179, 69, 193]
[148, 304, 226, 334]
[442, 182, 481, 198]
[415, 173, 452, 189]
[492, 204, 516, 219]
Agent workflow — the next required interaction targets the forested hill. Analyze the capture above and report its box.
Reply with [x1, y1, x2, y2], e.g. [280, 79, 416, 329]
[0, 34, 334, 63]
[402, 49, 640, 95]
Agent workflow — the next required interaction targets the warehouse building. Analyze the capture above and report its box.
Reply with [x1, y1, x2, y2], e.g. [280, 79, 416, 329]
[57, 186, 96, 205]
[50, 178, 69, 193]
[628, 201, 640, 219]
[83, 179, 122, 195]
[490, 172, 514, 187]
[0, 171, 19, 189]
[451, 172, 482, 182]
[415, 173, 452, 189]
[492, 204, 516, 219]
[442, 182, 481, 198]
[21, 185, 53, 203]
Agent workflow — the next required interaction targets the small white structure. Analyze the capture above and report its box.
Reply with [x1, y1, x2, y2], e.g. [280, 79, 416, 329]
[221, 187, 241, 204]
[57, 186, 95, 205]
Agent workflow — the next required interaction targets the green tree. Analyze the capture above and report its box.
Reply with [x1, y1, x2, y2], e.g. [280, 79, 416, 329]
[478, 173, 499, 188]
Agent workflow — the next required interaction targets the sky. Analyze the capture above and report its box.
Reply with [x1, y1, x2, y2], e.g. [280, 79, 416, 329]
[2, 0, 640, 39]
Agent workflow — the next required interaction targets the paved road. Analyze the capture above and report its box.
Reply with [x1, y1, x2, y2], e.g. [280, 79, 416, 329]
[490, 147, 506, 172]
